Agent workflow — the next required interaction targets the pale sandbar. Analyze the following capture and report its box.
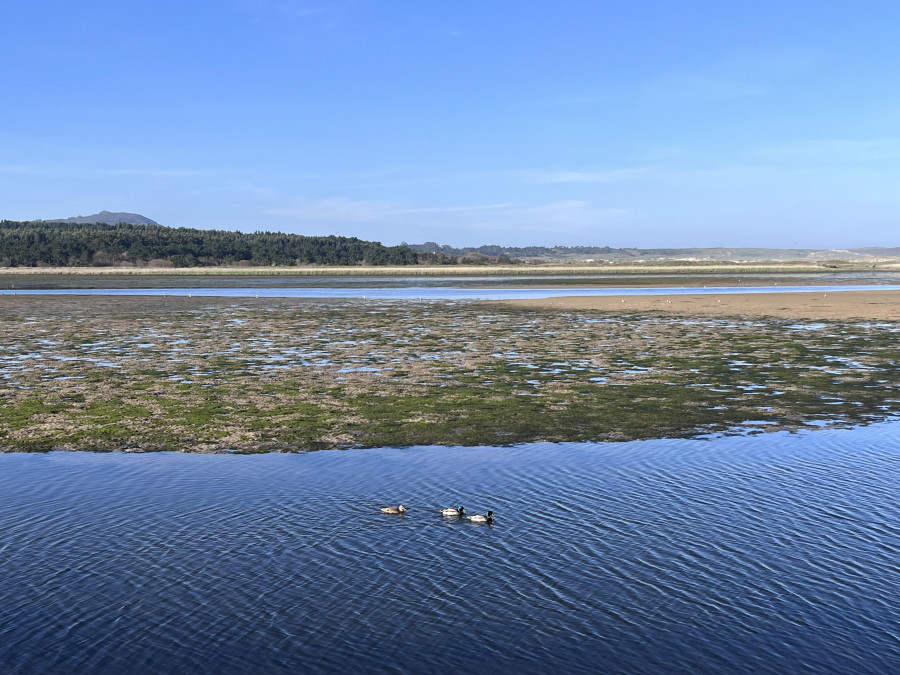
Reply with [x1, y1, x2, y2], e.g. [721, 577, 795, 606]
[503, 289, 900, 321]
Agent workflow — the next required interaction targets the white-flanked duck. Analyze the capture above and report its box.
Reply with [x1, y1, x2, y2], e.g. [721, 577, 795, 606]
[441, 506, 466, 517]
[467, 510, 494, 524]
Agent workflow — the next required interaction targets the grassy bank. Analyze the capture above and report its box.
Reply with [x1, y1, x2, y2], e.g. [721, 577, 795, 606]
[1, 296, 899, 452]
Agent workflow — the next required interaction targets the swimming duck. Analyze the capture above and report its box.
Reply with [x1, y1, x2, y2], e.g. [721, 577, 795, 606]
[380, 504, 407, 514]
[467, 510, 494, 524]
[441, 506, 466, 517]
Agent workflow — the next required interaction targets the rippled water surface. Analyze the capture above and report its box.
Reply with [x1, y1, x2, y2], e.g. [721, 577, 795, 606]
[2, 425, 900, 673]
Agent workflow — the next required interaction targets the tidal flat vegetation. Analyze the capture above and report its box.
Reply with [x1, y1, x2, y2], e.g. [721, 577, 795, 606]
[1, 296, 899, 452]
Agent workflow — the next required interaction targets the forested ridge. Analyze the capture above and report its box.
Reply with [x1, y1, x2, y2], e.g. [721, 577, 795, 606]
[0, 220, 419, 267]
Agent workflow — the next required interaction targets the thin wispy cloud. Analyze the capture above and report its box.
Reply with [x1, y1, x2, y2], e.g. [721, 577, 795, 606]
[528, 168, 652, 184]
[0, 165, 225, 178]
[638, 74, 764, 103]
[238, 0, 334, 19]
[469, 201, 630, 234]
[237, 0, 361, 27]
[721, 48, 821, 80]
[266, 198, 632, 242]
[102, 168, 221, 177]
[268, 199, 515, 224]
[266, 198, 399, 223]
[542, 75, 762, 109]
[637, 48, 820, 105]
[544, 47, 813, 110]
[0, 165, 45, 176]
[757, 139, 900, 163]
[396, 204, 516, 215]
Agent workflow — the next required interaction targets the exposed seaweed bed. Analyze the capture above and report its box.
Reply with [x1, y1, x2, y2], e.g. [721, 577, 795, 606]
[2, 295, 899, 452]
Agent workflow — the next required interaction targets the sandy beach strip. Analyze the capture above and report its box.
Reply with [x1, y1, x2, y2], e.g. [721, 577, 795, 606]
[1, 263, 898, 277]
[502, 289, 900, 321]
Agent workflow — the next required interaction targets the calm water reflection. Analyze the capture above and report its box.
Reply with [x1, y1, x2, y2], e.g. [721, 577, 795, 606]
[4, 270, 900, 291]
[7, 283, 900, 300]
[2, 424, 900, 673]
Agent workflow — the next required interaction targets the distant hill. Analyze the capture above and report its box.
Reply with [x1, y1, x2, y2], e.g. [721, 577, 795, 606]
[49, 211, 160, 226]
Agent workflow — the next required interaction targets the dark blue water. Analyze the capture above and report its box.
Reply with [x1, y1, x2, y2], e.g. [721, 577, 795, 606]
[5, 283, 900, 300]
[2, 424, 900, 673]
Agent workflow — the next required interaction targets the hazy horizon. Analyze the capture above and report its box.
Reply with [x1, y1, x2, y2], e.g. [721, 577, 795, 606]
[3, 2, 899, 249]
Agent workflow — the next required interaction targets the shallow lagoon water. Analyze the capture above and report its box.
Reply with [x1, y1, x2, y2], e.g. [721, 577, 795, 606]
[5, 270, 900, 291]
[7, 283, 900, 300]
[2, 424, 900, 673]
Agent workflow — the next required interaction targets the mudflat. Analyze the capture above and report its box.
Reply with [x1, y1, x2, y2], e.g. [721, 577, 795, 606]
[2, 294, 899, 452]
[504, 289, 900, 321]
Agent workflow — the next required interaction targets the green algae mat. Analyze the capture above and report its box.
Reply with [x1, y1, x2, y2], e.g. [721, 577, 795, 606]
[2, 296, 898, 452]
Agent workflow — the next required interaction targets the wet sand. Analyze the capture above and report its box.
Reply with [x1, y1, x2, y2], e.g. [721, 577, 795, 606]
[504, 289, 900, 321]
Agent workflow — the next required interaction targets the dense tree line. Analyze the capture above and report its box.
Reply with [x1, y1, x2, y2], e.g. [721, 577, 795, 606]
[0, 221, 419, 267]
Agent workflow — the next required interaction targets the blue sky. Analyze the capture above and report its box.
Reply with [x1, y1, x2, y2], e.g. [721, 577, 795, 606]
[2, 1, 899, 247]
